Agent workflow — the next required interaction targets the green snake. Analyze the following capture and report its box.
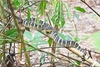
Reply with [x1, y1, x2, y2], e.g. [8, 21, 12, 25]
[21, 17, 86, 57]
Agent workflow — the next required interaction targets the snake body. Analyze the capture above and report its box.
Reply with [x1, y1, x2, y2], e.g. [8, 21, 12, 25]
[21, 17, 86, 56]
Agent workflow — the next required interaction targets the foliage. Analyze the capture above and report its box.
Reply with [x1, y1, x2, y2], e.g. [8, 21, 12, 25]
[48, 38, 52, 47]
[90, 31, 100, 51]
[75, 6, 86, 13]
[64, 2, 71, 20]
[0, 0, 99, 66]
[74, 12, 79, 20]
[38, 0, 47, 15]
[58, 32, 72, 40]
[40, 53, 46, 66]
[27, 9, 31, 21]
[14, 0, 20, 8]
[24, 30, 47, 51]
[51, 1, 65, 27]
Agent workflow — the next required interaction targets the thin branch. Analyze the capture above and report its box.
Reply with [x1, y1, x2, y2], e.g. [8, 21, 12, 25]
[22, 0, 43, 10]
[59, 53, 90, 66]
[81, 0, 100, 17]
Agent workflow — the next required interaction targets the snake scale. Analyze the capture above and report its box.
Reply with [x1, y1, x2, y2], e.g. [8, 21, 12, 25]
[20, 17, 86, 58]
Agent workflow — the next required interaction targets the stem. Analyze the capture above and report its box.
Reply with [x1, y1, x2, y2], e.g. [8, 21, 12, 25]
[6, 0, 32, 67]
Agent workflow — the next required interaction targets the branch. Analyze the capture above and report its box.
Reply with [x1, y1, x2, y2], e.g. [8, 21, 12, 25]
[81, 0, 100, 17]
[59, 53, 90, 66]
[68, 48, 100, 67]
[6, 0, 32, 67]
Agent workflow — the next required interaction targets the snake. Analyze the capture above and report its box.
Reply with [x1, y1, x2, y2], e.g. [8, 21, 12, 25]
[20, 17, 86, 58]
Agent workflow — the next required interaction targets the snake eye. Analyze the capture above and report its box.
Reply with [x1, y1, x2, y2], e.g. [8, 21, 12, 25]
[46, 30, 52, 34]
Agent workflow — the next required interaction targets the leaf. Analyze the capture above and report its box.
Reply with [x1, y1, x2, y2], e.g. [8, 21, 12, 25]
[26, 32, 47, 51]
[74, 12, 79, 20]
[32, 32, 47, 45]
[40, 53, 46, 66]
[48, 38, 52, 47]
[74, 36, 80, 42]
[90, 31, 100, 50]
[51, 0, 55, 6]
[27, 9, 31, 21]
[24, 30, 32, 42]
[76, 61, 81, 65]
[19, 0, 25, 6]
[0, 36, 3, 44]
[64, 2, 71, 20]
[38, 0, 46, 15]
[58, 32, 72, 40]
[14, 0, 20, 8]
[75, 6, 86, 13]
[5, 29, 18, 39]
[0, 53, 2, 61]
[51, 1, 65, 27]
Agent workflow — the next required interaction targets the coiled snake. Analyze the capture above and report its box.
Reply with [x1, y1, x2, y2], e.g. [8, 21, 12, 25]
[21, 17, 86, 59]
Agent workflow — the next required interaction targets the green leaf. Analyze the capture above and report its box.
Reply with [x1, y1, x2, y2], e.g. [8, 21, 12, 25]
[0, 53, 2, 62]
[19, 0, 25, 6]
[5, 29, 18, 42]
[40, 53, 46, 66]
[38, 0, 46, 15]
[90, 31, 100, 50]
[14, 0, 20, 8]
[58, 32, 72, 40]
[51, 0, 55, 6]
[76, 61, 81, 65]
[32, 32, 47, 45]
[51, 1, 65, 27]
[25, 32, 47, 51]
[64, 2, 71, 20]
[27, 9, 31, 21]
[48, 38, 52, 47]
[74, 36, 80, 42]
[75, 6, 86, 13]
[74, 12, 79, 20]
[24, 30, 32, 41]
[0, 36, 3, 44]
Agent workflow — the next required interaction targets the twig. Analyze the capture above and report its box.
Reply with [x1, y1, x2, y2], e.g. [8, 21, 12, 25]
[26, 43, 81, 67]
[81, 0, 100, 17]
[59, 53, 90, 66]
[22, 0, 43, 10]
[0, 18, 12, 34]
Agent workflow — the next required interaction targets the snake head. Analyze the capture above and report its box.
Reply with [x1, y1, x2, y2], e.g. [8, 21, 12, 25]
[46, 30, 52, 34]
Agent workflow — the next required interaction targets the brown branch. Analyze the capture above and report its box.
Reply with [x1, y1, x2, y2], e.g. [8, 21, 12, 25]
[67, 48, 100, 67]
[6, 0, 32, 67]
